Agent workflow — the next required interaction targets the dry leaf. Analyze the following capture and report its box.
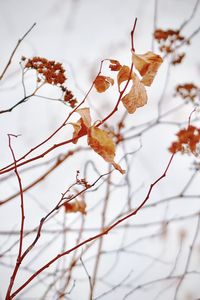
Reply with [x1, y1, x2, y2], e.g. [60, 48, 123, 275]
[121, 73, 147, 114]
[70, 108, 91, 143]
[64, 200, 86, 214]
[132, 51, 163, 86]
[76, 107, 91, 128]
[117, 65, 133, 90]
[71, 119, 88, 144]
[88, 126, 125, 174]
[94, 75, 114, 93]
[109, 59, 122, 71]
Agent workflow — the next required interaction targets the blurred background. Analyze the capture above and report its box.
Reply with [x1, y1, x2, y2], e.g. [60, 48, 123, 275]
[0, 0, 200, 299]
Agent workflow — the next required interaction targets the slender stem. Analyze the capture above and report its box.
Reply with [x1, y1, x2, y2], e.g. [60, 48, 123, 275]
[131, 18, 137, 52]
[5, 135, 25, 299]
[11, 154, 174, 298]
[0, 23, 36, 81]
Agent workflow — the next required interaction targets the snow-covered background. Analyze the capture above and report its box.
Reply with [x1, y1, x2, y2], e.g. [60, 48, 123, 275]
[0, 0, 200, 299]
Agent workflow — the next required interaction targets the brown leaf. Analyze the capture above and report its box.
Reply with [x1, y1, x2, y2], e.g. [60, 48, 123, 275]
[71, 119, 88, 144]
[64, 200, 86, 214]
[117, 65, 133, 91]
[94, 75, 114, 93]
[121, 73, 147, 114]
[88, 126, 125, 174]
[76, 108, 91, 128]
[132, 51, 163, 86]
[70, 108, 91, 143]
[109, 59, 122, 71]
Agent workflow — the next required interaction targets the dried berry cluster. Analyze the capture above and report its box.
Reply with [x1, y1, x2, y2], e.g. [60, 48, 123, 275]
[154, 29, 189, 65]
[154, 29, 185, 52]
[175, 83, 199, 102]
[169, 125, 200, 154]
[24, 56, 77, 108]
[25, 57, 66, 85]
[62, 87, 77, 108]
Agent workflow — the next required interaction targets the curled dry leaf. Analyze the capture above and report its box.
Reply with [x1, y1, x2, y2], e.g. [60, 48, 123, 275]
[70, 108, 125, 174]
[132, 51, 163, 86]
[121, 73, 147, 114]
[71, 119, 88, 144]
[71, 108, 91, 144]
[94, 75, 114, 93]
[88, 126, 125, 174]
[76, 108, 91, 128]
[117, 65, 133, 91]
[109, 59, 122, 71]
[64, 200, 86, 214]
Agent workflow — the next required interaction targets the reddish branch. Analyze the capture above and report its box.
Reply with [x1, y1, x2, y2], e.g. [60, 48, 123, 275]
[5, 135, 25, 299]
[10, 153, 174, 298]
[0, 147, 87, 206]
[98, 18, 137, 126]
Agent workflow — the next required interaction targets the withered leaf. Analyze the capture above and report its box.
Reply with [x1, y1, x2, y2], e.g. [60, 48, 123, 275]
[132, 51, 163, 86]
[70, 108, 91, 144]
[121, 73, 147, 114]
[71, 119, 88, 144]
[94, 75, 114, 93]
[64, 200, 86, 214]
[76, 107, 91, 128]
[109, 59, 122, 71]
[88, 126, 125, 174]
[117, 65, 133, 91]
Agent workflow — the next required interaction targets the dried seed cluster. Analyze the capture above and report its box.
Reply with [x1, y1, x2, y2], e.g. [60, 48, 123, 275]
[175, 83, 199, 102]
[62, 87, 77, 108]
[25, 57, 66, 85]
[169, 125, 200, 154]
[24, 56, 77, 108]
[154, 29, 189, 65]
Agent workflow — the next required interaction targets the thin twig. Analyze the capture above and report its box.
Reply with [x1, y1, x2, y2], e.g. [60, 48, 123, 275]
[5, 134, 25, 299]
[179, 0, 200, 31]
[11, 153, 174, 298]
[173, 214, 200, 300]
[152, 0, 158, 51]
[0, 23, 36, 81]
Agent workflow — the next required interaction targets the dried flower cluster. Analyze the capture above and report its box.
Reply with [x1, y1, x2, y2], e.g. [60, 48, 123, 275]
[62, 87, 77, 108]
[24, 56, 77, 108]
[169, 125, 200, 154]
[171, 53, 185, 65]
[154, 28, 189, 65]
[25, 57, 66, 85]
[175, 83, 199, 103]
